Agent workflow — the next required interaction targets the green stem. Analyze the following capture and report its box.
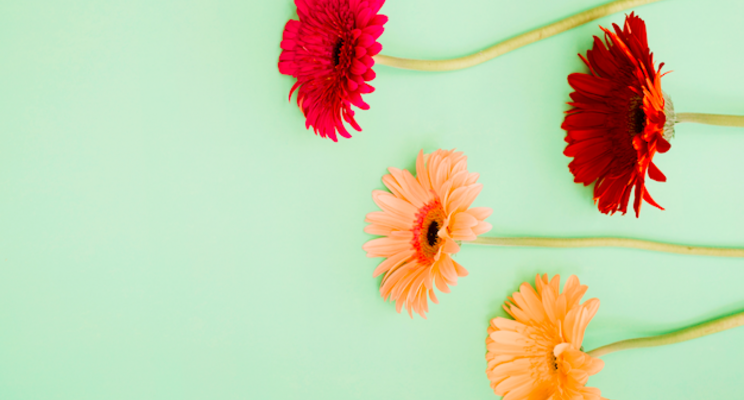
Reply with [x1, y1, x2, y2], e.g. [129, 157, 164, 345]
[587, 310, 744, 358]
[676, 113, 744, 127]
[466, 236, 744, 258]
[373, 0, 665, 72]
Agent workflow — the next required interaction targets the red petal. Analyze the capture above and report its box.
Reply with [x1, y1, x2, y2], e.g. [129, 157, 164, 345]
[362, 25, 384, 39]
[278, 61, 296, 76]
[369, 15, 388, 27]
[647, 162, 666, 182]
[562, 112, 606, 130]
[358, 83, 375, 94]
[280, 39, 296, 50]
[563, 137, 608, 158]
[642, 189, 664, 210]
[350, 59, 367, 75]
[363, 69, 376, 81]
[347, 79, 358, 92]
[568, 73, 612, 97]
[566, 129, 606, 142]
[656, 138, 671, 153]
[357, 34, 374, 48]
[356, 8, 372, 28]
[367, 42, 382, 56]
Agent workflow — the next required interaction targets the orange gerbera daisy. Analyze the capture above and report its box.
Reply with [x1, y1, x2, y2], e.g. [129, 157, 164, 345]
[363, 149, 492, 318]
[486, 274, 604, 400]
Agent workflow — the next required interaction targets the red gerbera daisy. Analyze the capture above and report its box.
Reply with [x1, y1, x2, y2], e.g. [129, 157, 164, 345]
[562, 13, 673, 217]
[278, 0, 388, 142]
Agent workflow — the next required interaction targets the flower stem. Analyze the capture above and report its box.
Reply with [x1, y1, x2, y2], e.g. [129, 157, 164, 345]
[466, 236, 744, 258]
[586, 310, 744, 358]
[373, 0, 664, 72]
[676, 113, 744, 127]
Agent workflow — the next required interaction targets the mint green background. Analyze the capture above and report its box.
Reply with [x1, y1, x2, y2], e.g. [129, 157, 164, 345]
[1, 0, 743, 399]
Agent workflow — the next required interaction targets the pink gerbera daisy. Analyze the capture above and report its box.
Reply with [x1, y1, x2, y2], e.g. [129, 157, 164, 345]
[278, 0, 388, 142]
[363, 149, 493, 318]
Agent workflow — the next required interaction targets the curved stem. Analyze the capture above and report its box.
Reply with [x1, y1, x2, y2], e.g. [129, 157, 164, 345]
[373, 0, 665, 72]
[676, 112, 744, 127]
[466, 236, 744, 258]
[587, 310, 744, 358]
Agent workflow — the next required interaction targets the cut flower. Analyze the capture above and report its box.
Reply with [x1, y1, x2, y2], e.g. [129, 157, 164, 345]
[278, 0, 387, 142]
[486, 274, 604, 399]
[562, 13, 672, 217]
[363, 149, 492, 318]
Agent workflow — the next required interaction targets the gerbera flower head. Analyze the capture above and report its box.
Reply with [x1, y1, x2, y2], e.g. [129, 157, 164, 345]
[363, 149, 493, 318]
[278, 0, 388, 142]
[562, 13, 673, 217]
[486, 274, 604, 400]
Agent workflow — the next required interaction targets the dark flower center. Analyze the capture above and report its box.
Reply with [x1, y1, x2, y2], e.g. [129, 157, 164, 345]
[426, 221, 441, 247]
[627, 96, 646, 135]
[411, 200, 446, 264]
[549, 354, 559, 371]
[332, 38, 344, 67]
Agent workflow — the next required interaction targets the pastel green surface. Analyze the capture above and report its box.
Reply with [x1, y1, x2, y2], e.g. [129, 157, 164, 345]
[1, 0, 743, 398]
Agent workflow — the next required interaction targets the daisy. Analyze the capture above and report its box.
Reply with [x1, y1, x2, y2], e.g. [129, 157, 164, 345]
[486, 274, 744, 398]
[562, 13, 670, 217]
[363, 149, 492, 318]
[563, 13, 744, 217]
[278, 0, 387, 142]
[486, 274, 604, 400]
